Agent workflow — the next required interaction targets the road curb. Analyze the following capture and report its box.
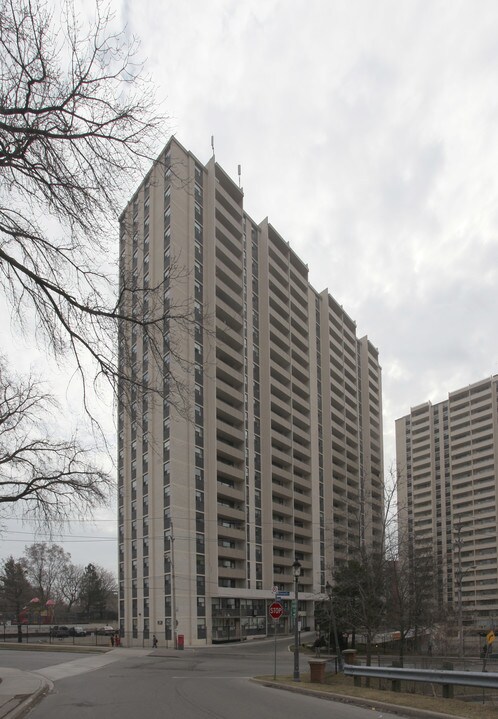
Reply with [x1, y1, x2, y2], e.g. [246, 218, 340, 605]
[250, 677, 468, 719]
[0, 678, 53, 719]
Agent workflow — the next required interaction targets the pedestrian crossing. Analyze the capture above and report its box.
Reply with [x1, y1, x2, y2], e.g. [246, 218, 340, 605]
[34, 649, 152, 682]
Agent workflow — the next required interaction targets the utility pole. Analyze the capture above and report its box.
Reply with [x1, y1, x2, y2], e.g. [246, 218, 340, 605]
[170, 522, 177, 649]
[292, 558, 301, 681]
[454, 524, 464, 658]
[326, 580, 344, 671]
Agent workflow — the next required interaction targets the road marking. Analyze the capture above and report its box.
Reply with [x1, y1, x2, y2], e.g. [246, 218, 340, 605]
[34, 649, 151, 682]
[171, 676, 252, 680]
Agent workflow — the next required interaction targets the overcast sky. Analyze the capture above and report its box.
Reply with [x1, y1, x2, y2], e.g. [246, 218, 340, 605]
[128, 0, 498, 455]
[3, 0, 498, 574]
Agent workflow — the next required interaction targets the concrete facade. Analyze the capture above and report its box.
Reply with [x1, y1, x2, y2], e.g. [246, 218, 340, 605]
[396, 375, 498, 628]
[118, 137, 383, 646]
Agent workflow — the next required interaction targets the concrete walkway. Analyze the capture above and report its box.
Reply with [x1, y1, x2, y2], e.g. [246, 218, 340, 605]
[0, 647, 158, 718]
[0, 667, 52, 719]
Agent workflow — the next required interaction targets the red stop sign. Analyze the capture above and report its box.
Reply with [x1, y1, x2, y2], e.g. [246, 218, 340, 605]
[269, 601, 284, 620]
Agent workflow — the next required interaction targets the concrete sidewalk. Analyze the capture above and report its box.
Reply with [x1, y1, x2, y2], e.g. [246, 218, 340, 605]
[0, 668, 51, 719]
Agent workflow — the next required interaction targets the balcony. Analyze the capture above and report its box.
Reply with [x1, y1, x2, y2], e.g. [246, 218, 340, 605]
[272, 464, 293, 483]
[217, 459, 244, 482]
[272, 537, 294, 551]
[215, 205, 243, 243]
[215, 183, 243, 223]
[293, 456, 311, 474]
[218, 438, 244, 464]
[217, 522, 245, 541]
[271, 411, 292, 434]
[217, 399, 244, 426]
[272, 445, 292, 467]
[218, 566, 246, 581]
[216, 417, 244, 443]
[217, 483, 245, 503]
[216, 296, 244, 333]
[216, 357, 244, 390]
[217, 545, 246, 561]
[272, 480, 293, 500]
[271, 393, 291, 418]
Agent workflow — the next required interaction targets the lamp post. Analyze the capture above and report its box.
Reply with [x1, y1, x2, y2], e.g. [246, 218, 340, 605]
[455, 556, 477, 657]
[292, 558, 301, 681]
[170, 522, 177, 650]
[326, 580, 343, 671]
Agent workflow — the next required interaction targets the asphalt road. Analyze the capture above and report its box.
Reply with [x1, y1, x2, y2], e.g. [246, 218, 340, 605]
[0, 640, 404, 719]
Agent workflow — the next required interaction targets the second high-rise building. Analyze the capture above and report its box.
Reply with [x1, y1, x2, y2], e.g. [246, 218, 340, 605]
[396, 375, 498, 630]
[118, 137, 384, 646]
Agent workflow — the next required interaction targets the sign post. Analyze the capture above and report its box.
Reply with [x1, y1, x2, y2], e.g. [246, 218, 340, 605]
[482, 630, 495, 672]
[269, 602, 284, 679]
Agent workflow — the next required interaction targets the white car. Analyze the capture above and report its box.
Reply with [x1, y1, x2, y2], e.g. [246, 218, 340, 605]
[96, 625, 115, 636]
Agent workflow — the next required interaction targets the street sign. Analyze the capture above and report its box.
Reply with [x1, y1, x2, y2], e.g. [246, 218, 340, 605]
[276, 591, 290, 598]
[269, 601, 284, 620]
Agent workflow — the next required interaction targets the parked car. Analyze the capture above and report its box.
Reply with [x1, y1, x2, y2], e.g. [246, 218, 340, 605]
[95, 625, 115, 636]
[50, 625, 70, 638]
[69, 626, 87, 637]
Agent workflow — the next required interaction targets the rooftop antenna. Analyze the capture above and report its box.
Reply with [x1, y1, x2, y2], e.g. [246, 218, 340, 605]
[238, 164, 241, 189]
[211, 135, 215, 159]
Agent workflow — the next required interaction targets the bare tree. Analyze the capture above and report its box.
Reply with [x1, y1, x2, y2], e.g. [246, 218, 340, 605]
[385, 538, 437, 665]
[332, 474, 401, 666]
[383, 466, 438, 664]
[332, 468, 435, 667]
[0, 0, 195, 412]
[333, 550, 387, 667]
[23, 542, 71, 603]
[0, 357, 111, 523]
[58, 562, 84, 613]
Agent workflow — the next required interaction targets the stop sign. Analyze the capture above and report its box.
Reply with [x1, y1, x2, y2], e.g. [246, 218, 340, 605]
[269, 601, 284, 620]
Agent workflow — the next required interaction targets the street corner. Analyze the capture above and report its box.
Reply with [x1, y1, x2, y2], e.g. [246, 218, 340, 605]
[0, 668, 53, 719]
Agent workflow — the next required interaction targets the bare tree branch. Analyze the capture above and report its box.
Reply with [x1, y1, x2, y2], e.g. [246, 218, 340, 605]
[0, 0, 199, 424]
[0, 356, 111, 525]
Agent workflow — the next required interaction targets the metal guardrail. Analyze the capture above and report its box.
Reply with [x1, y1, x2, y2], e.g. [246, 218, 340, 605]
[344, 664, 498, 690]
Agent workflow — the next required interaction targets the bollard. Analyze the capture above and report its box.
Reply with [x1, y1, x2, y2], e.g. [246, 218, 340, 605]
[308, 659, 327, 684]
[342, 649, 357, 665]
[391, 659, 401, 693]
[442, 661, 454, 699]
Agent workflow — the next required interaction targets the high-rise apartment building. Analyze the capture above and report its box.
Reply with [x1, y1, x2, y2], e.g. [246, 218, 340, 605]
[396, 375, 498, 628]
[117, 137, 383, 646]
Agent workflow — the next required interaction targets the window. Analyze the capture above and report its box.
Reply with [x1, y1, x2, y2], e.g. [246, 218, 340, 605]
[197, 597, 206, 616]
[220, 559, 236, 569]
[219, 579, 236, 588]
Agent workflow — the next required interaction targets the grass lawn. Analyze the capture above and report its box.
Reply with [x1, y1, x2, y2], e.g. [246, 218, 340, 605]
[255, 671, 498, 719]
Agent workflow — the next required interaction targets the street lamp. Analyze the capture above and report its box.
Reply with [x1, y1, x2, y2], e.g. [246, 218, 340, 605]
[326, 580, 343, 671]
[453, 526, 476, 657]
[170, 525, 177, 650]
[166, 522, 177, 649]
[292, 558, 301, 681]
